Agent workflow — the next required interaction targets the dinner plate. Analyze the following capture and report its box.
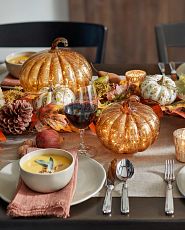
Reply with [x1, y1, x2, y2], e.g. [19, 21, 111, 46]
[0, 155, 106, 205]
[176, 166, 185, 196]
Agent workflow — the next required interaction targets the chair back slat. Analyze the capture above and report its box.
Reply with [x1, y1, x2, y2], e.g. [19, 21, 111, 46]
[155, 22, 185, 63]
[0, 21, 108, 63]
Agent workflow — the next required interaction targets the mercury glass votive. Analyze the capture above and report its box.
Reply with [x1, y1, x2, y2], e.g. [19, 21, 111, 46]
[125, 70, 146, 95]
[173, 128, 185, 162]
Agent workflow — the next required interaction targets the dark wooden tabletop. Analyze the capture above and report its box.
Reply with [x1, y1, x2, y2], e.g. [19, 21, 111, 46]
[1, 197, 185, 230]
[0, 64, 185, 230]
[93, 63, 170, 75]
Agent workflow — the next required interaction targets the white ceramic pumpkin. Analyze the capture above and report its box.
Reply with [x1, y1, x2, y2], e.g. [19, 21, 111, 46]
[35, 84, 75, 109]
[141, 75, 177, 105]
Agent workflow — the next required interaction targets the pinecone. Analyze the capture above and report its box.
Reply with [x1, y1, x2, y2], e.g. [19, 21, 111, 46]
[0, 100, 33, 134]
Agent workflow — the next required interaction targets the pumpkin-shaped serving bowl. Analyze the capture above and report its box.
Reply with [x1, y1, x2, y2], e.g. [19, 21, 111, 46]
[96, 96, 160, 154]
[20, 37, 92, 92]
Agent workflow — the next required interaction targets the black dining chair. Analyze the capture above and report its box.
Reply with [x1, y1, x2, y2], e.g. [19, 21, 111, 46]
[155, 22, 185, 63]
[0, 21, 107, 63]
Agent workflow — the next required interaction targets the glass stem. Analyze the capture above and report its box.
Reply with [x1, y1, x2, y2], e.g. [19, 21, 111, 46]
[79, 129, 86, 151]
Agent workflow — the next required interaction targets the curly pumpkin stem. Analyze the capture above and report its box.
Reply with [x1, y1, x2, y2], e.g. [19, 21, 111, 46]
[121, 95, 140, 114]
[121, 101, 131, 114]
[51, 37, 68, 50]
[128, 95, 140, 102]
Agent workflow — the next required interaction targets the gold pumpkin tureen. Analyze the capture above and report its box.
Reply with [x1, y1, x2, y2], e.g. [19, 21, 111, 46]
[20, 37, 92, 92]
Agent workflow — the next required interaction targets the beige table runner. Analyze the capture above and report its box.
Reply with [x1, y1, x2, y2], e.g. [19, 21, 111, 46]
[0, 116, 184, 198]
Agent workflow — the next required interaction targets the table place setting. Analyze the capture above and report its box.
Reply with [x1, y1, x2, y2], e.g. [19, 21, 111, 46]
[0, 143, 106, 217]
[7, 148, 78, 218]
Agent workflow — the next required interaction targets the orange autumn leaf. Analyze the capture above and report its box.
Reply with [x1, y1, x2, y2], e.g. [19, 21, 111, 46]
[151, 104, 163, 119]
[0, 130, 6, 142]
[161, 100, 185, 119]
[89, 122, 96, 134]
[140, 98, 163, 119]
[165, 108, 185, 119]
[30, 113, 38, 128]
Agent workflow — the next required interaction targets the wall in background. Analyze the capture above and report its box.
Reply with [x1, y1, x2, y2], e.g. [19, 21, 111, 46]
[0, 0, 69, 61]
[1, 0, 185, 64]
[69, 0, 185, 64]
[0, 0, 69, 23]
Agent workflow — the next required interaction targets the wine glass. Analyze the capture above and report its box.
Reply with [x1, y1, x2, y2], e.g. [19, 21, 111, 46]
[64, 84, 98, 157]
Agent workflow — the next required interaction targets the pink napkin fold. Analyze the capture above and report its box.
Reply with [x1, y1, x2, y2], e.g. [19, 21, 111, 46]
[0, 74, 20, 87]
[7, 148, 78, 218]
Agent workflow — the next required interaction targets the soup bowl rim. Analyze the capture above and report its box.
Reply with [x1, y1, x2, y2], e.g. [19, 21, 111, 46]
[5, 51, 36, 66]
[19, 148, 74, 176]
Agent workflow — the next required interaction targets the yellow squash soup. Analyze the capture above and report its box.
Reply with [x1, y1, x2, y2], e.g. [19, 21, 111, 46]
[21, 154, 72, 174]
[9, 55, 30, 65]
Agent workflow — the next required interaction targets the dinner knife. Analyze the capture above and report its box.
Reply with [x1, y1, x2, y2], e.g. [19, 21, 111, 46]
[102, 159, 117, 214]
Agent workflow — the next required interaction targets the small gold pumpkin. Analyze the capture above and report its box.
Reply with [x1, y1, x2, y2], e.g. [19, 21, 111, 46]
[96, 96, 160, 154]
[20, 37, 92, 92]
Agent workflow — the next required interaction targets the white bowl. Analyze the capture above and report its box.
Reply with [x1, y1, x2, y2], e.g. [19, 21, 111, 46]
[19, 148, 75, 193]
[5, 51, 36, 78]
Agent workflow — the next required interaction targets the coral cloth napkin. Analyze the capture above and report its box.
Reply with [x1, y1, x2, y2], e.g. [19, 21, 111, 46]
[0, 74, 20, 87]
[7, 149, 78, 218]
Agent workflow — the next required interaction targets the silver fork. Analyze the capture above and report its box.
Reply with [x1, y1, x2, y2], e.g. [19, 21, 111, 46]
[164, 159, 175, 215]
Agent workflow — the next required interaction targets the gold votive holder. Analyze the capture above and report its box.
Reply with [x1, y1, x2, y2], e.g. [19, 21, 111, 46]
[125, 70, 146, 95]
[173, 128, 185, 162]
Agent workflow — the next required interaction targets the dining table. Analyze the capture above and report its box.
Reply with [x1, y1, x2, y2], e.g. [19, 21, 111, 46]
[0, 63, 185, 230]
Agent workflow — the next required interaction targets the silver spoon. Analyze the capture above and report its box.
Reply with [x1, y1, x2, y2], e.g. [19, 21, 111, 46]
[116, 159, 134, 214]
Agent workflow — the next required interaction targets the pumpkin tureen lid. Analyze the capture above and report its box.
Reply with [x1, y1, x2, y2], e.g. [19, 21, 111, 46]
[20, 37, 92, 92]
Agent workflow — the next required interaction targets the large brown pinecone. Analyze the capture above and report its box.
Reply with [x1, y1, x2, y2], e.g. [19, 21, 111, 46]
[0, 100, 33, 134]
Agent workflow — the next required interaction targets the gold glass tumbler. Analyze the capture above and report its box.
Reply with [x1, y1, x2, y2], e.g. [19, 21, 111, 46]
[173, 128, 185, 162]
[125, 70, 146, 95]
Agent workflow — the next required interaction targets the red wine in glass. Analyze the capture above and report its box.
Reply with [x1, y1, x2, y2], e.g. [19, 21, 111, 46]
[64, 84, 98, 157]
[64, 102, 97, 129]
